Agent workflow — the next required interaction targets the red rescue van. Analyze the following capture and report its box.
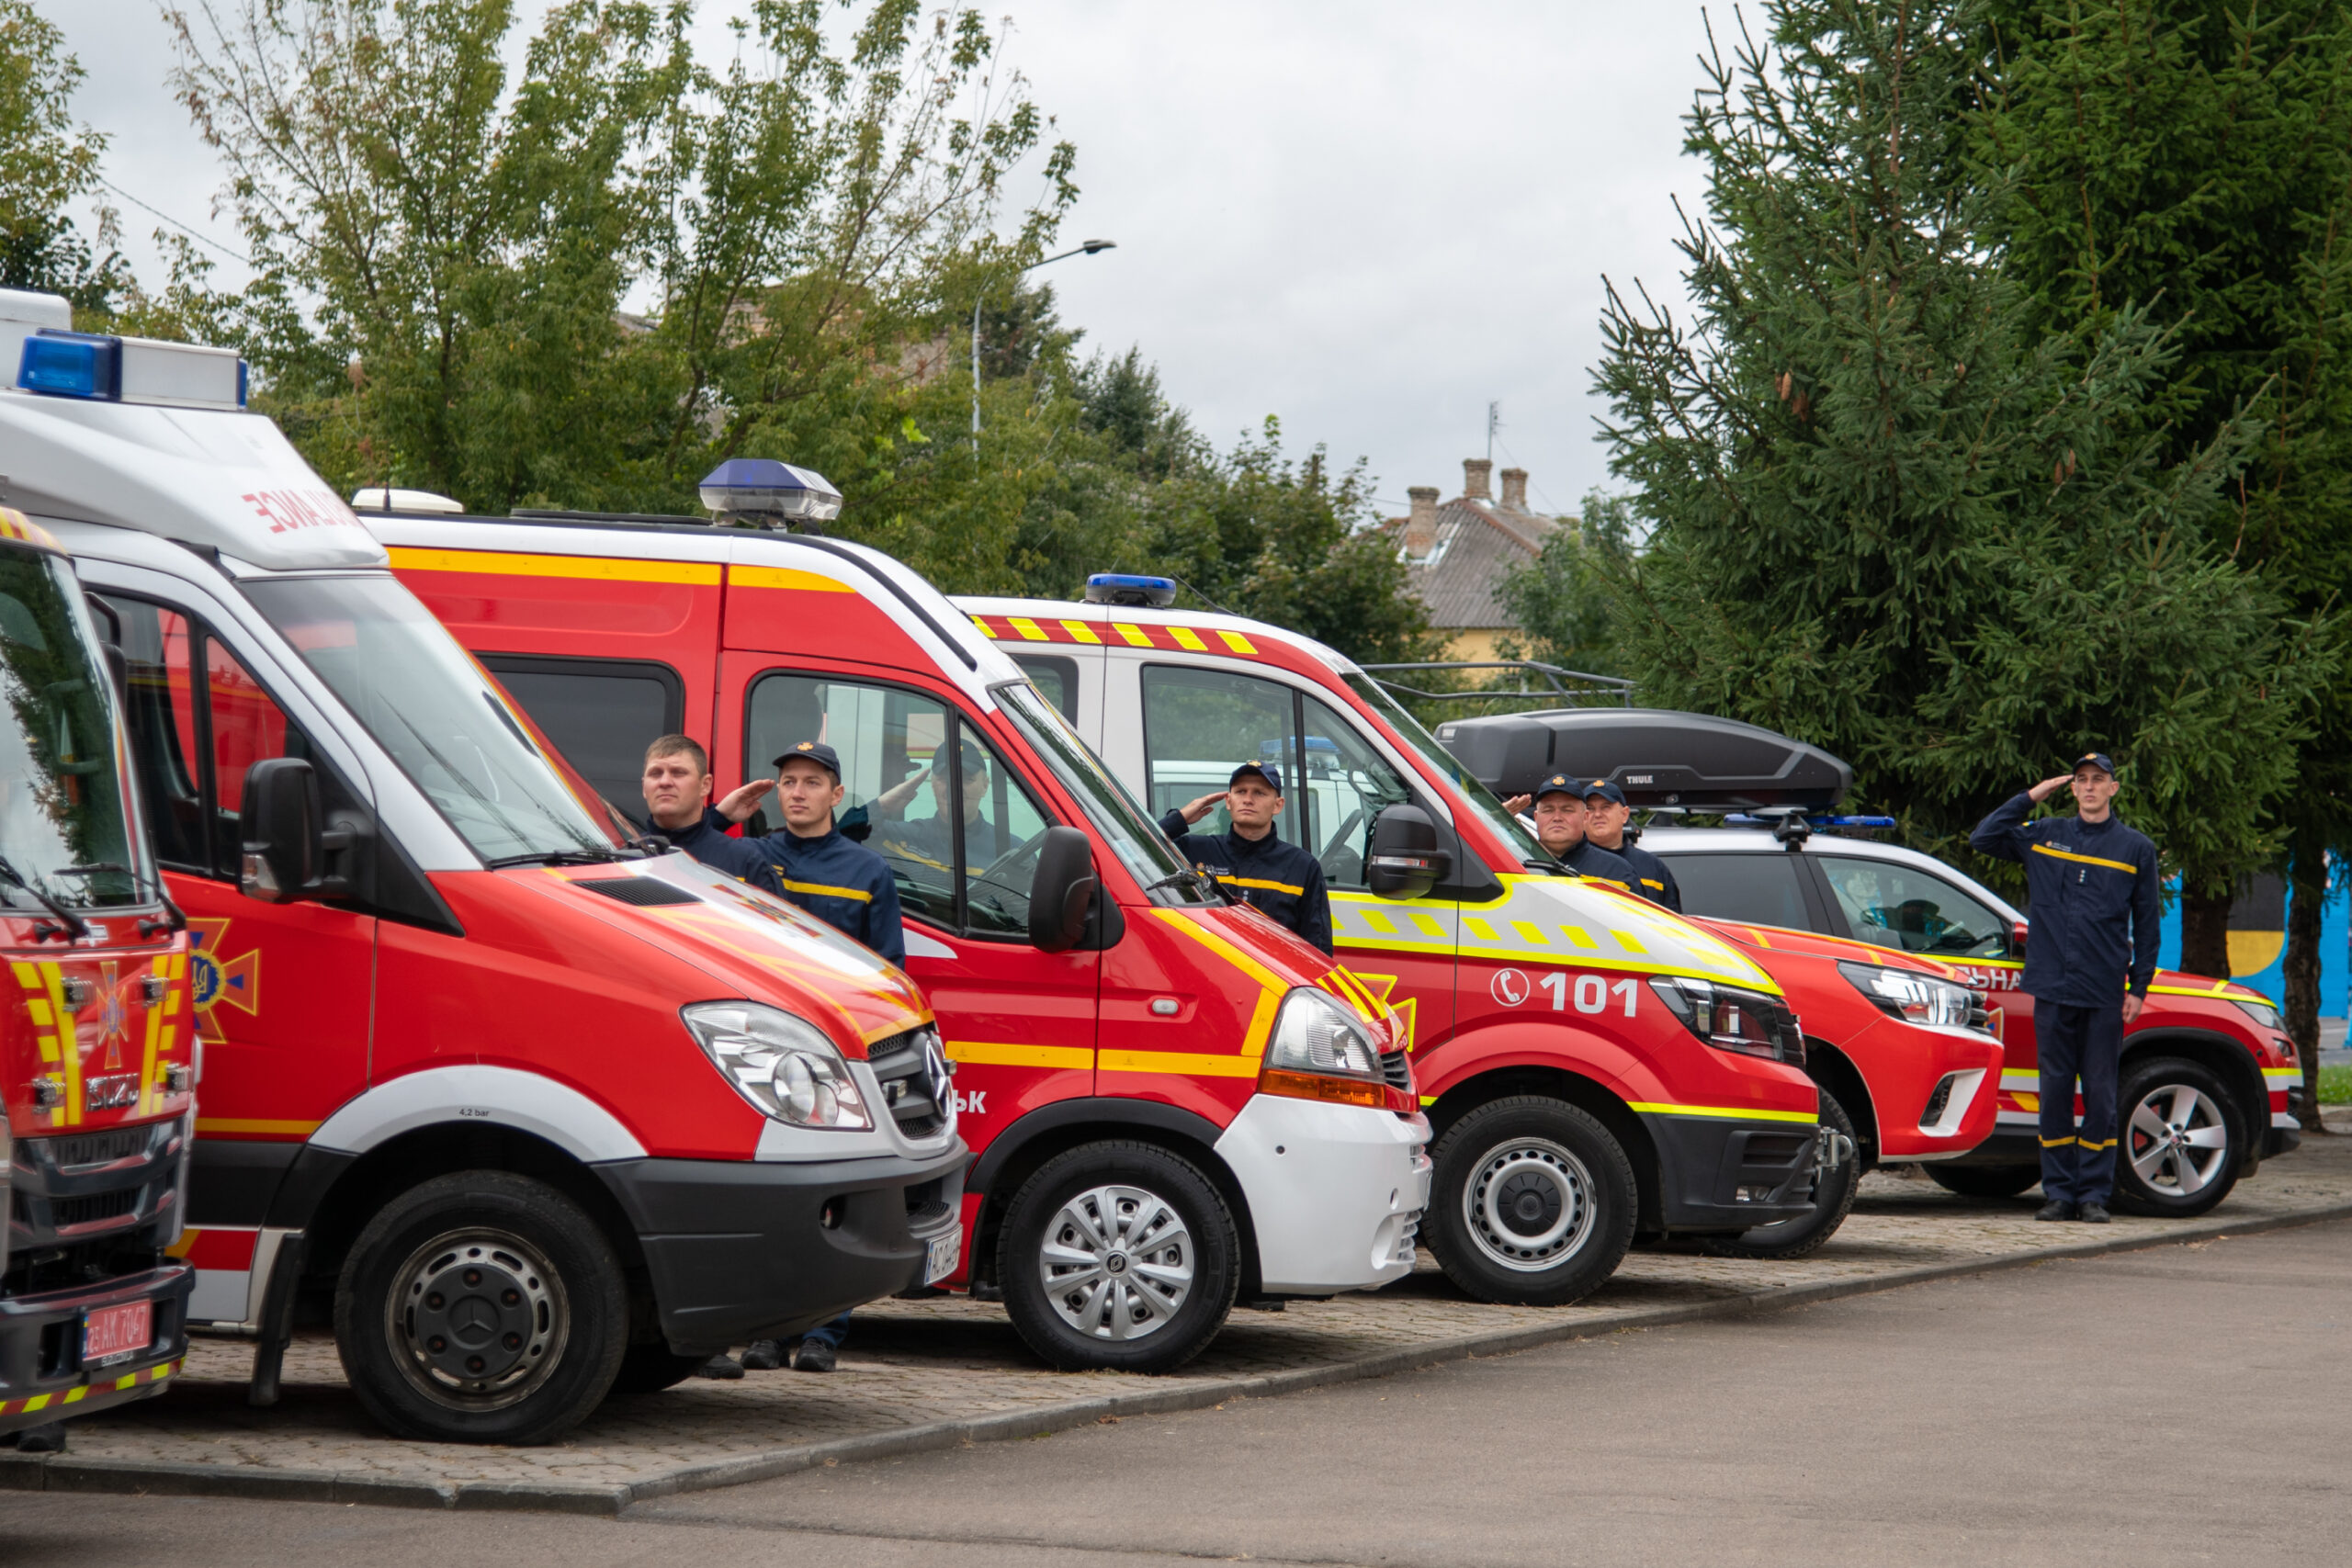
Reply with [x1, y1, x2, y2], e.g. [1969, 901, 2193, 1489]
[0, 506, 195, 1438]
[368, 477, 1430, 1373]
[0, 295, 965, 1444]
[955, 581, 2002, 1277]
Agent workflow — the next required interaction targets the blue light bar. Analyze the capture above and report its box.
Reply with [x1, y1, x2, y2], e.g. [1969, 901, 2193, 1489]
[18, 332, 119, 400]
[697, 458, 842, 525]
[1084, 572, 1177, 607]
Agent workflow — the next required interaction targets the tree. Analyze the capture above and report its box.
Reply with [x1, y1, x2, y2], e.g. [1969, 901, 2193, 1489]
[1977, 0, 2352, 1092]
[1495, 491, 1637, 676]
[0, 1, 127, 312]
[1595, 0, 2334, 890]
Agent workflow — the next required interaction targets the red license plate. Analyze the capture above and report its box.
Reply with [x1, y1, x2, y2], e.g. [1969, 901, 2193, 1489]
[82, 1299, 153, 1368]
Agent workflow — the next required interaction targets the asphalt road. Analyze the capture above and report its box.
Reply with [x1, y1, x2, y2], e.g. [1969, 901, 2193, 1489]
[8, 1218, 2347, 1567]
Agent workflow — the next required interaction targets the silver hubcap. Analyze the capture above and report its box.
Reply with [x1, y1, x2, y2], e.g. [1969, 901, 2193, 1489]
[1464, 1138, 1596, 1272]
[385, 1227, 568, 1411]
[1038, 1183, 1194, 1341]
[2128, 1083, 2231, 1198]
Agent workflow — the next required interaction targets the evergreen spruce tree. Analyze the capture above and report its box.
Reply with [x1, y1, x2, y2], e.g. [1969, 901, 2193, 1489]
[1596, 0, 2333, 888]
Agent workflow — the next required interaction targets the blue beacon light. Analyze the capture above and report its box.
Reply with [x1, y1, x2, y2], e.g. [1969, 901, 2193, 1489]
[697, 458, 843, 526]
[1083, 573, 1177, 608]
[17, 332, 119, 400]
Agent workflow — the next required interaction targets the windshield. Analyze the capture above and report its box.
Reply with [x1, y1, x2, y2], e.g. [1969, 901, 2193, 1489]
[241, 574, 626, 864]
[994, 682, 1214, 905]
[0, 547, 152, 909]
[1342, 671, 1551, 866]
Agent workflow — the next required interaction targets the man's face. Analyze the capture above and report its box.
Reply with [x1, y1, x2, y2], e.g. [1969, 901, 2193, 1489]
[1532, 794, 1587, 853]
[1582, 796, 1630, 845]
[641, 750, 709, 829]
[1226, 775, 1283, 832]
[776, 758, 845, 832]
[931, 762, 989, 821]
[2070, 766, 2119, 814]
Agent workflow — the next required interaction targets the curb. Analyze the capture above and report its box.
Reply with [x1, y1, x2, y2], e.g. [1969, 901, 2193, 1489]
[5, 1199, 2347, 1516]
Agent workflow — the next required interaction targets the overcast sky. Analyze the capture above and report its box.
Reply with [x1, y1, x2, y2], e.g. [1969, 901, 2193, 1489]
[53, 0, 1716, 520]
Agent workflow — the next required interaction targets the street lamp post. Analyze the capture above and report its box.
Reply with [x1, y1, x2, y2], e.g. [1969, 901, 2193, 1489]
[973, 238, 1116, 445]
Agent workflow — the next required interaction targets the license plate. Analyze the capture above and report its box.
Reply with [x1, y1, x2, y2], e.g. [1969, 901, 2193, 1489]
[923, 1230, 960, 1285]
[82, 1299, 153, 1368]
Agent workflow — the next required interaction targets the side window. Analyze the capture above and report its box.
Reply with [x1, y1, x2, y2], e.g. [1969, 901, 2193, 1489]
[1298, 694, 1415, 890]
[1011, 656, 1079, 721]
[1139, 665, 1300, 839]
[205, 637, 293, 874]
[1817, 855, 2012, 958]
[480, 657, 684, 827]
[891, 728, 1053, 939]
[105, 597, 207, 870]
[1657, 852, 1813, 931]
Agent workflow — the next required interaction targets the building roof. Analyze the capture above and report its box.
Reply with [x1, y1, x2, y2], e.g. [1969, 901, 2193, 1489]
[1392, 492, 1556, 631]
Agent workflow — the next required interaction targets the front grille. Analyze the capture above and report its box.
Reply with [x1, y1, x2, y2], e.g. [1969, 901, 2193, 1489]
[868, 1027, 949, 1138]
[1744, 1132, 1814, 1162]
[906, 1198, 955, 1231]
[1380, 1048, 1412, 1093]
[42, 1126, 152, 1168]
[1774, 1007, 1807, 1066]
[1967, 992, 1991, 1032]
[572, 877, 701, 907]
[49, 1187, 141, 1228]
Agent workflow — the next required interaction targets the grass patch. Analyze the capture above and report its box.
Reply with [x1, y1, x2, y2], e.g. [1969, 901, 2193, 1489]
[2321, 1065, 2352, 1106]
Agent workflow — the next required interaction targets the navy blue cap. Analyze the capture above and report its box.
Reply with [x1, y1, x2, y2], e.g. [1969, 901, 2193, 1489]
[1533, 773, 1583, 801]
[933, 739, 989, 776]
[1229, 761, 1284, 794]
[1581, 778, 1627, 807]
[774, 739, 842, 779]
[2073, 751, 2117, 776]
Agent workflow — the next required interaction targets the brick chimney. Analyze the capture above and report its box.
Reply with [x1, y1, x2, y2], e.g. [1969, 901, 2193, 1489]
[1499, 467, 1529, 512]
[1403, 486, 1441, 558]
[1462, 457, 1493, 502]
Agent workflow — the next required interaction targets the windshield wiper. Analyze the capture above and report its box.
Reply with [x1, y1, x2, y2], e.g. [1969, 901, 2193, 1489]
[0, 854, 91, 940]
[483, 849, 629, 869]
[1143, 865, 1227, 902]
[1521, 857, 1572, 876]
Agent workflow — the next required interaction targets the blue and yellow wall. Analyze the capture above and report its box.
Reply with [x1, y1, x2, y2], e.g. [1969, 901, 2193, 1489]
[2156, 861, 2347, 1016]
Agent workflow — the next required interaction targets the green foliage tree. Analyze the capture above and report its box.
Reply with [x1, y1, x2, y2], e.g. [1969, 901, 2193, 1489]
[1977, 0, 2352, 1071]
[1495, 491, 1636, 676]
[1596, 0, 2334, 892]
[0, 1, 127, 312]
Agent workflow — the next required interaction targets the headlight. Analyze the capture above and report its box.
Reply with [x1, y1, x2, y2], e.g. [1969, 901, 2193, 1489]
[682, 1001, 872, 1129]
[1837, 961, 1978, 1030]
[1259, 987, 1390, 1108]
[2231, 998, 2280, 1031]
[1647, 976, 1804, 1064]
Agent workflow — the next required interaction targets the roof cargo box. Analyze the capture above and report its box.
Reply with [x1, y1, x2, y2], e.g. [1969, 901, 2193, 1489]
[1430, 707, 1852, 810]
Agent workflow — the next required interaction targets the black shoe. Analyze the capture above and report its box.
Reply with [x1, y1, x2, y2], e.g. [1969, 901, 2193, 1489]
[692, 1353, 744, 1380]
[739, 1339, 785, 1371]
[2, 1422, 65, 1453]
[792, 1339, 837, 1372]
[2077, 1201, 2111, 1224]
[2035, 1200, 2076, 1222]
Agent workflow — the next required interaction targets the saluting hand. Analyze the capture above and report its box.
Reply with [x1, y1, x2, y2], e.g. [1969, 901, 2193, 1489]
[716, 778, 775, 824]
[1500, 794, 1532, 815]
[2026, 774, 2074, 803]
[1174, 791, 1228, 825]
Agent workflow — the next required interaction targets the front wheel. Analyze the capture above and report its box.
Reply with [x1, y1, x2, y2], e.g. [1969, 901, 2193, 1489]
[998, 1140, 1239, 1373]
[2112, 1057, 2242, 1218]
[1425, 1097, 1636, 1306]
[1698, 1091, 1860, 1261]
[335, 1171, 628, 1445]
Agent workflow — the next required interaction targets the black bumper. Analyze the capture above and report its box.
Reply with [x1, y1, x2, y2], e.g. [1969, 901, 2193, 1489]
[1643, 1113, 1816, 1232]
[0, 1261, 193, 1436]
[595, 1144, 967, 1355]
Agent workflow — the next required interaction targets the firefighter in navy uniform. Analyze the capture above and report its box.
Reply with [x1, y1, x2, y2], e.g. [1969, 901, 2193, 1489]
[1969, 752, 2161, 1224]
[1504, 774, 1639, 894]
[706, 739, 909, 1375]
[1160, 761, 1334, 954]
[1578, 779, 1681, 911]
[639, 734, 786, 896]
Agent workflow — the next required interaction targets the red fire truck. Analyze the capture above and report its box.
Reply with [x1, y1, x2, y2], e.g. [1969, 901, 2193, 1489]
[954, 580, 2005, 1274]
[0, 503, 195, 1442]
[0, 296, 966, 1444]
[366, 468, 1430, 1373]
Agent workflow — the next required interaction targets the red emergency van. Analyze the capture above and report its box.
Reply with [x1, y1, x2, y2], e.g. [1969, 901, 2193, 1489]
[0, 506, 195, 1439]
[0, 295, 966, 1444]
[368, 477, 1430, 1373]
[955, 581, 2003, 1280]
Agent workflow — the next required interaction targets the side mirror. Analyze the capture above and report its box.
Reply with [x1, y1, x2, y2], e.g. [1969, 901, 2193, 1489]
[1028, 826, 1098, 953]
[240, 758, 323, 903]
[1366, 803, 1453, 900]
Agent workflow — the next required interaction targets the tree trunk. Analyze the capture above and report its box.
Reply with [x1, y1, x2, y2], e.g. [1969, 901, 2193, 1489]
[2284, 843, 2330, 1135]
[2177, 886, 2234, 981]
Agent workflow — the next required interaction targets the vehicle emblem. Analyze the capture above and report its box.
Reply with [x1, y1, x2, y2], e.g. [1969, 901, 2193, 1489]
[1489, 968, 1530, 1008]
[84, 1073, 141, 1111]
[187, 917, 261, 1042]
[922, 1031, 954, 1113]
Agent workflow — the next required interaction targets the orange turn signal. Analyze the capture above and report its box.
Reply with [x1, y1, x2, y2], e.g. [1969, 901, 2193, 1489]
[1257, 1066, 1386, 1109]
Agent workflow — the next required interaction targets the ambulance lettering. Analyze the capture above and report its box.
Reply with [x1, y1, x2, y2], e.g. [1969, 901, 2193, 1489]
[243, 487, 362, 536]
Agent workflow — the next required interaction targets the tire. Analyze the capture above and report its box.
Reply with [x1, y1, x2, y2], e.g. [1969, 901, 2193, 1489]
[1698, 1091, 1860, 1260]
[1925, 1164, 2043, 1200]
[1425, 1096, 1636, 1306]
[998, 1140, 1239, 1374]
[605, 1342, 707, 1399]
[2111, 1056, 2243, 1219]
[334, 1171, 628, 1445]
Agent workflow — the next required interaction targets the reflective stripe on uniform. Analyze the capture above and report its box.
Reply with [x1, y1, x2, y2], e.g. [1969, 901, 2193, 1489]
[2030, 842, 2137, 874]
[1218, 874, 1306, 897]
[779, 877, 874, 903]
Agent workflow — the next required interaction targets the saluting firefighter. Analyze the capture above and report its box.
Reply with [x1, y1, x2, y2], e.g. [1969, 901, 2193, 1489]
[1969, 752, 2160, 1224]
[639, 734, 785, 897]
[1160, 761, 1334, 954]
[1579, 779, 1681, 912]
[1503, 774, 1639, 895]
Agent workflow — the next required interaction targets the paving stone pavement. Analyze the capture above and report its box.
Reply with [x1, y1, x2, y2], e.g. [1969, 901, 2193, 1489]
[10, 1127, 2352, 1510]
